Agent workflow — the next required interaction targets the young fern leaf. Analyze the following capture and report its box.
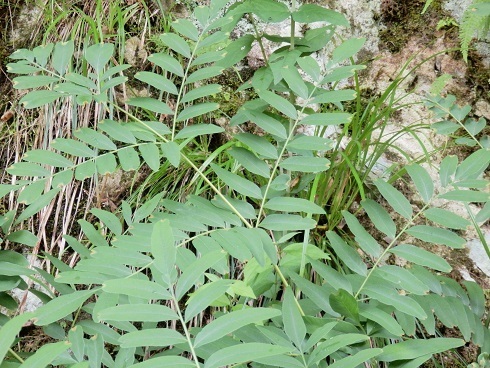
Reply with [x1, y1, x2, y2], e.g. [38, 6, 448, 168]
[460, 0, 490, 61]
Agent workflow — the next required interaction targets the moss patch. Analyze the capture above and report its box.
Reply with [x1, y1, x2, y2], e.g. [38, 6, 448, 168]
[379, 0, 454, 53]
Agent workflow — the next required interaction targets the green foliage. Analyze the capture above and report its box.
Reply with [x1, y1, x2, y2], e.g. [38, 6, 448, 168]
[460, 0, 490, 61]
[1, 0, 489, 367]
[423, 0, 490, 61]
[469, 352, 490, 368]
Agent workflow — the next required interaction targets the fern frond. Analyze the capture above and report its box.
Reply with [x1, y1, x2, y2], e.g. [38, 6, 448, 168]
[460, 0, 490, 61]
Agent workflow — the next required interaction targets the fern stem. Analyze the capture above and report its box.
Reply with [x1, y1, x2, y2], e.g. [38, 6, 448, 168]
[171, 290, 201, 368]
[354, 202, 430, 299]
[7, 349, 24, 364]
[273, 264, 305, 316]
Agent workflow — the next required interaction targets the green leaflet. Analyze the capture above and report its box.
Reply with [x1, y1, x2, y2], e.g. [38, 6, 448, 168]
[119, 328, 186, 348]
[7, 162, 51, 177]
[280, 156, 330, 173]
[332, 38, 366, 64]
[329, 289, 360, 324]
[175, 124, 224, 139]
[0, 313, 33, 361]
[118, 147, 140, 171]
[406, 164, 434, 203]
[374, 179, 413, 219]
[20, 90, 62, 109]
[128, 97, 174, 115]
[264, 197, 325, 214]
[139, 143, 161, 171]
[282, 287, 306, 349]
[160, 33, 191, 58]
[74, 128, 117, 151]
[361, 198, 397, 239]
[229, 147, 271, 178]
[211, 163, 263, 199]
[455, 148, 490, 180]
[326, 231, 367, 276]
[194, 308, 281, 348]
[236, 133, 278, 159]
[389, 244, 451, 272]
[161, 142, 180, 167]
[85, 43, 114, 74]
[292, 4, 349, 25]
[204, 343, 290, 368]
[52, 41, 74, 75]
[151, 219, 176, 286]
[20, 341, 72, 368]
[97, 304, 179, 322]
[308, 334, 370, 365]
[359, 304, 404, 336]
[15, 188, 61, 225]
[236, 0, 290, 23]
[259, 214, 316, 231]
[13, 75, 59, 89]
[6, 230, 38, 247]
[52, 138, 96, 157]
[258, 90, 297, 119]
[423, 208, 471, 230]
[327, 348, 383, 368]
[102, 278, 171, 300]
[181, 84, 222, 103]
[185, 66, 223, 85]
[406, 225, 465, 248]
[135, 72, 178, 95]
[378, 338, 464, 362]
[98, 119, 136, 144]
[176, 102, 220, 122]
[172, 18, 199, 41]
[34, 289, 97, 326]
[185, 279, 234, 322]
[342, 210, 382, 258]
[149, 53, 184, 77]
[245, 110, 287, 139]
[175, 250, 226, 300]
